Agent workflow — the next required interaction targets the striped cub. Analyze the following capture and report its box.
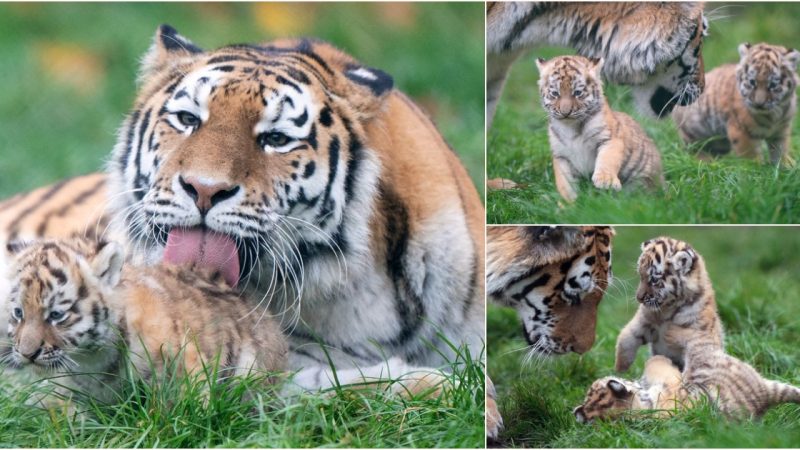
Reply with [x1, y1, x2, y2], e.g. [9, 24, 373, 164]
[536, 56, 664, 202]
[672, 42, 799, 166]
[4, 237, 287, 404]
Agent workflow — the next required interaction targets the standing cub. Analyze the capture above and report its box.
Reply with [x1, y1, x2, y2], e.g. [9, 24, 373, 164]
[5, 237, 287, 404]
[536, 56, 664, 202]
[672, 42, 799, 166]
[615, 237, 724, 373]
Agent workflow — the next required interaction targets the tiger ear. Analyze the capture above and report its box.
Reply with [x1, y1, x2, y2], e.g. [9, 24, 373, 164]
[139, 24, 204, 82]
[640, 239, 653, 251]
[535, 57, 548, 72]
[672, 247, 696, 275]
[91, 241, 125, 289]
[785, 48, 800, 69]
[587, 57, 604, 77]
[5, 240, 32, 256]
[738, 42, 752, 59]
[338, 63, 394, 120]
[573, 405, 587, 423]
[607, 379, 630, 398]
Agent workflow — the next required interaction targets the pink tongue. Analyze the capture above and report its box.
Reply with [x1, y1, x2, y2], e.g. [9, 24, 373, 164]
[163, 228, 240, 288]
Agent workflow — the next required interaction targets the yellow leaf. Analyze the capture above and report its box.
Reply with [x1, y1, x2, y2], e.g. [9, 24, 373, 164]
[252, 3, 316, 36]
[35, 42, 105, 96]
[376, 2, 417, 29]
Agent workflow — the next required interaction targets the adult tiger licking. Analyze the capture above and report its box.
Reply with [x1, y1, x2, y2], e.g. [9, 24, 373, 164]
[0, 25, 485, 395]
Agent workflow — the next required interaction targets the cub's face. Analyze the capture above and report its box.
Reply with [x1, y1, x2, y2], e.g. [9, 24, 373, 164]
[536, 56, 604, 121]
[574, 377, 637, 423]
[636, 237, 697, 309]
[5, 240, 123, 372]
[111, 26, 393, 286]
[736, 43, 800, 111]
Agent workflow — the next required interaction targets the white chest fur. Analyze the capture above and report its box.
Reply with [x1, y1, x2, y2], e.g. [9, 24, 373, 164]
[549, 115, 608, 175]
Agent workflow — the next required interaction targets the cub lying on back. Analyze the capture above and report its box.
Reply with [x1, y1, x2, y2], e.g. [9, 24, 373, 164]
[4, 237, 287, 404]
[615, 237, 724, 373]
[574, 355, 686, 423]
[672, 42, 799, 166]
[536, 56, 664, 202]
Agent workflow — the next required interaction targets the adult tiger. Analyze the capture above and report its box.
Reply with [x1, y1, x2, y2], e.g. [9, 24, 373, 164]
[486, 2, 708, 126]
[0, 26, 484, 393]
[485, 226, 614, 442]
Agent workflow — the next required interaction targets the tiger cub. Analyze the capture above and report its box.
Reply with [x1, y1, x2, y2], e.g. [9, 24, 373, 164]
[615, 237, 724, 373]
[4, 237, 287, 404]
[574, 355, 687, 423]
[536, 56, 664, 202]
[672, 43, 800, 166]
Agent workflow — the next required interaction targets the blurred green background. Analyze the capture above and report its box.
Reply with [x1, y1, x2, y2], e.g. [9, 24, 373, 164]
[487, 2, 800, 224]
[0, 2, 484, 199]
[489, 226, 800, 447]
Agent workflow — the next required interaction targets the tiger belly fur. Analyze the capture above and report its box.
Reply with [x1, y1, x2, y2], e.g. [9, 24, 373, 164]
[0, 25, 484, 394]
[486, 1, 707, 126]
[537, 56, 664, 202]
[671, 43, 799, 166]
[4, 238, 287, 403]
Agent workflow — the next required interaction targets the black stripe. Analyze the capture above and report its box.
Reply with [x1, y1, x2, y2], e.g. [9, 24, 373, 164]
[342, 119, 362, 202]
[316, 136, 340, 221]
[6, 178, 71, 241]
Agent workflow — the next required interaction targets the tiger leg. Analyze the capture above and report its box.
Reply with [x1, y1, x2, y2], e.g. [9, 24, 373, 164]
[615, 313, 646, 373]
[767, 132, 795, 167]
[726, 121, 760, 161]
[486, 376, 504, 442]
[553, 156, 579, 202]
[592, 138, 625, 191]
[487, 51, 522, 129]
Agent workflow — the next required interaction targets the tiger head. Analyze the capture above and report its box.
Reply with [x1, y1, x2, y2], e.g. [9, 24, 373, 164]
[108, 25, 394, 288]
[536, 56, 604, 122]
[5, 238, 124, 372]
[636, 237, 707, 310]
[492, 227, 614, 355]
[736, 42, 800, 111]
[629, 3, 707, 118]
[573, 376, 639, 423]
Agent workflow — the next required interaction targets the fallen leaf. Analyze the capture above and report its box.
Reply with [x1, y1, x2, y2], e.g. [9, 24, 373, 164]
[34, 42, 105, 95]
[252, 3, 316, 36]
[487, 178, 522, 191]
[375, 2, 417, 28]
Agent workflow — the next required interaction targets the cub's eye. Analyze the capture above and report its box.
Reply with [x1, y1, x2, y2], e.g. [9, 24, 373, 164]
[769, 80, 780, 90]
[48, 310, 66, 322]
[258, 131, 293, 148]
[12, 307, 23, 320]
[176, 111, 201, 127]
[549, 90, 560, 98]
[573, 89, 583, 97]
[748, 78, 756, 88]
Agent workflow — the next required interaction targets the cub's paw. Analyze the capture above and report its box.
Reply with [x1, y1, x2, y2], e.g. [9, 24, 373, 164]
[780, 154, 796, 168]
[486, 394, 504, 442]
[592, 171, 622, 191]
[393, 369, 451, 399]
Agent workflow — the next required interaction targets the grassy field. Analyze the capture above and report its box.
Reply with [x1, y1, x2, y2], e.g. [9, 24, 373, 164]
[0, 2, 484, 199]
[0, 3, 485, 448]
[487, 226, 800, 447]
[487, 3, 800, 224]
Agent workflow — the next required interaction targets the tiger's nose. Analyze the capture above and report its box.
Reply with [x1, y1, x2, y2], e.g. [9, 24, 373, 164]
[179, 176, 240, 213]
[18, 343, 43, 361]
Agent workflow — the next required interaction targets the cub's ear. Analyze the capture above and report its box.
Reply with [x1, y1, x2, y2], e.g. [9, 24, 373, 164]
[587, 57, 604, 77]
[672, 246, 696, 275]
[535, 57, 548, 72]
[607, 379, 630, 397]
[91, 241, 125, 289]
[640, 239, 654, 251]
[139, 24, 204, 82]
[341, 63, 394, 120]
[785, 48, 800, 69]
[5, 240, 32, 255]
[738, 42, 752, 59]
[573, 405, 587, 423]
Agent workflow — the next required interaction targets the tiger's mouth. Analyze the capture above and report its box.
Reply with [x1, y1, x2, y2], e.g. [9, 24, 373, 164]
[162, 227, 248, 288]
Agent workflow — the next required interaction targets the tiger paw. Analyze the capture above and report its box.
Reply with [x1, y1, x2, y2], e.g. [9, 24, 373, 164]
[780, 154, 796, 168]
[592, 171, 622, 191]
[393, 369, 451, 399]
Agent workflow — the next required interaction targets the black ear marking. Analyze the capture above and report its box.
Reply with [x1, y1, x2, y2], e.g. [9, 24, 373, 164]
[345, 64, 393, 95]
[6, 240, 31, 255]
[158, 24, 203, 54]
[607, 379, 629, 397]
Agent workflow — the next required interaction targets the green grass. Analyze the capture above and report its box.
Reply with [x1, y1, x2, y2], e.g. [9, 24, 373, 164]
[1, 341, 485, 448]
[0, 2, 484, 199]
[0, 3, 485, 447]
[488, 227, 800, 447]
[487, 3, 800, 224]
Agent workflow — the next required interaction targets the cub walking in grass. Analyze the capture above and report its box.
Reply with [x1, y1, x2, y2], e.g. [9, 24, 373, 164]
[536, 56, 664, 202]
[672, 42, 799, 166]
[608, 236, 800, 419]
[3, 237, 287, 404]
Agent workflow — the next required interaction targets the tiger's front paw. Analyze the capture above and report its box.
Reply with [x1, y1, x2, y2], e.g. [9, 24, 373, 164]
[486, 394, 504, 442]
[592, 171, 622, 191]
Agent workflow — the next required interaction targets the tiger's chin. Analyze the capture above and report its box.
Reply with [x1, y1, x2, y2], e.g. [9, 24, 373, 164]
[633, 83, 702, 119]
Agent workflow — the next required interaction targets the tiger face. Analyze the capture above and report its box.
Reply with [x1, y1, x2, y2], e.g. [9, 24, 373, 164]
[636, 237, 699, 310]
[632, 8, 707, 117]
[498, 227, 613, 355]
[536, 56, 604, 121]
[5, 239, 124, 372]
[736, 43, 800, 111]
[109, 26, 394, 287]
[573, 376, 638, 423]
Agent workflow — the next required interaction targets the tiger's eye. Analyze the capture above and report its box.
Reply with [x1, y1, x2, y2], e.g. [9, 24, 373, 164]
[12, 307, 23, 320]
[48, 310, 65, 322]
[748, 78, 756, 87]
[177, 111, 201, 127]
[573, 89, 583, 97]
[549, 89, 560, 98]
[258, 131, 292, 148]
